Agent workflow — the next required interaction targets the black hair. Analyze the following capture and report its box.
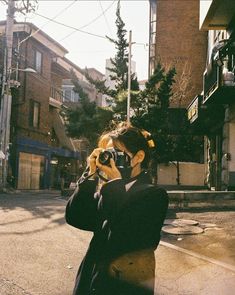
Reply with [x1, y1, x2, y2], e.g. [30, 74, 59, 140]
[110, 123, 152, 170]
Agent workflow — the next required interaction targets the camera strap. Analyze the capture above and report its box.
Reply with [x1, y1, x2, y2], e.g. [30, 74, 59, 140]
[96, 169, 109, 182]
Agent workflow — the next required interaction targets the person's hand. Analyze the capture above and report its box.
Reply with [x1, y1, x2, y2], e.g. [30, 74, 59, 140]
[96, 158, 122, 180]
[88, 148, 103, 175]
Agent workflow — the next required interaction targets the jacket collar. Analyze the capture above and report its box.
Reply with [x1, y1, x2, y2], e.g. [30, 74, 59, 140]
[128, 170, 152, 187]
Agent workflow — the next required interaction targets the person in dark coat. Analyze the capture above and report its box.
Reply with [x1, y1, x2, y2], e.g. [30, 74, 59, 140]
[65, 124, 169, 295]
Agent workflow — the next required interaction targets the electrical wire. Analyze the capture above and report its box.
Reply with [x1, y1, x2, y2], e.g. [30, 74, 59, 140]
[98, 0, 114, 37]
[34, 11, 107, 40]
[59, 0, 116, 42]
[18, 0, 78, 46]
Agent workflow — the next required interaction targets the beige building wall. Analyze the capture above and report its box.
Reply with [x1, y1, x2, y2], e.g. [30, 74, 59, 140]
[157, 162, 206, 186]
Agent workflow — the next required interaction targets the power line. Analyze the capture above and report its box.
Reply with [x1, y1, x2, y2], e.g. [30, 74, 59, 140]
[18, 0, 78, 46]
[59, 0, 117, 42]
[33, 11, 107, 39]
[99, 0, 114, 37]
[59, 0, 116, 42]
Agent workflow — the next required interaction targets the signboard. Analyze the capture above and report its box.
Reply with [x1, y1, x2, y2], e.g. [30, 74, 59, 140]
[187, 96, 199, 124]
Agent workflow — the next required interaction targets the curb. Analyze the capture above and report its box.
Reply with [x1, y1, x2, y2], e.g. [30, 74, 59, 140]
[168, 191, 235, 209]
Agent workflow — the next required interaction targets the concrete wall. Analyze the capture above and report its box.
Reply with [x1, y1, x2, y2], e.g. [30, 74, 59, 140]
[157, 162, 206, 186]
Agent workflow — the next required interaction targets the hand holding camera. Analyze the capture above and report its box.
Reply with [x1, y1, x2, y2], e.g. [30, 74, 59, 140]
[88, 148, 122, 180]
[88, 148, 132, 180]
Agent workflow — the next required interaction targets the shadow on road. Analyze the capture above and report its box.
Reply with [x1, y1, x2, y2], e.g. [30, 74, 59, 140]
[0, 192, 68, 235]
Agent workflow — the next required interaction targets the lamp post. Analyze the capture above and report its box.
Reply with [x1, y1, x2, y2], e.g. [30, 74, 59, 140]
[127, 31, 136, 123]
[127, 30, 132, 123]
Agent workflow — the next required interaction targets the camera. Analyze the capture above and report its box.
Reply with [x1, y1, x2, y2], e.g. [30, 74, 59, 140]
[98, 148, 131, 168]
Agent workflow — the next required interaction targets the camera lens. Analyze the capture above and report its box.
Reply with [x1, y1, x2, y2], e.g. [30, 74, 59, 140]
[98, 150, 113, 165]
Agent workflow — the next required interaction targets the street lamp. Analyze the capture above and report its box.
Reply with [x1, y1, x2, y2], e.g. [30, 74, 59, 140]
[18, 68, 37, 73]
[12, 67, 37, 86]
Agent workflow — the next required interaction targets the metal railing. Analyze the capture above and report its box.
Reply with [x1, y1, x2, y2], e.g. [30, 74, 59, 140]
[50, 86, 63, 102]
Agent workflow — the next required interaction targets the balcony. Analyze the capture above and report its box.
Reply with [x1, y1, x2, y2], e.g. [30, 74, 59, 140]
[187, 95, 225, 135]
[203, 42, 235, 105]
[203, 67, 235, 105]
[200, 0, 235, 30]
[49, 86, 63, 108]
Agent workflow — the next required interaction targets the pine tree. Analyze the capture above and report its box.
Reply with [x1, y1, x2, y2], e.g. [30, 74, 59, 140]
[64, 1, 202, 183]
[85, 0, 139, 120]
[62, 70, 113, 147]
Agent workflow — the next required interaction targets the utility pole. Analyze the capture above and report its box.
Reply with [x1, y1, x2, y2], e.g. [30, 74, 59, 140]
[0, 0, 37, 190]
[127, 30, 132, 123]
[0, 0, 15, 190]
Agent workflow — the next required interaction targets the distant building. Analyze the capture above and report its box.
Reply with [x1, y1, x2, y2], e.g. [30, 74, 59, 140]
[102, 58, 137, 107]
[138, 80, 147, 91]
[85, 67, 105, 107]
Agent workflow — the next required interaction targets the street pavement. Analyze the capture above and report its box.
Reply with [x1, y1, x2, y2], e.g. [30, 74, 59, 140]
[0, 191, 235, 295]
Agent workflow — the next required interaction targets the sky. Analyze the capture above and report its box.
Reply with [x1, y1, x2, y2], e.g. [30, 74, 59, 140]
[0, 0, 150, 80]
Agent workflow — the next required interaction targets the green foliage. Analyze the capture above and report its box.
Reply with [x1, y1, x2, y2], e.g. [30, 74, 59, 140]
[63, 71, 113, 147]
[132, 64, 203, 165]
[106, 0, 128, 92]
[85, 0, 139, 121]
[64, 1, 203, 167]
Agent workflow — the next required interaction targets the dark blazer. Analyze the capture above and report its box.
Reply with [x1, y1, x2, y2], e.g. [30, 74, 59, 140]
[65, 171, 169, 295]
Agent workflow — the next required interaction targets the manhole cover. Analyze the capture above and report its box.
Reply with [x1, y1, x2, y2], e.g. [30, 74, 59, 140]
[164, 219, 199, 226]
[162, 225, 204, 235]
[199, 223, 217, 229]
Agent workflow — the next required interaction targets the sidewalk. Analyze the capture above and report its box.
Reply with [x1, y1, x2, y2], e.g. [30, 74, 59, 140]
[155, 242, 235, 295]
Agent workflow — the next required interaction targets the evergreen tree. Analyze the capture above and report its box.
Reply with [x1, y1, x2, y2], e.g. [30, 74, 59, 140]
[64, 1, 203, 183]
[85, 0, 139, 120]
[62, 70, 113, 148]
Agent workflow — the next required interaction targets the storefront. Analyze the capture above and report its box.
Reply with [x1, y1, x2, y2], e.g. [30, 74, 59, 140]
[13, 137, 80, 190]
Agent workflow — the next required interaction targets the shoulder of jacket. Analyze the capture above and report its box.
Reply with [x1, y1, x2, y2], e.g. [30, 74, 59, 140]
[141, 185, 168, 200]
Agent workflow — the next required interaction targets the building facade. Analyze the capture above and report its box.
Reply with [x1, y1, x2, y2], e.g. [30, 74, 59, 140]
[0, 22, 83, 189]
[148, 0, 208, 187]
[187, 0, 235, 190]
[149, 0, 208, 107]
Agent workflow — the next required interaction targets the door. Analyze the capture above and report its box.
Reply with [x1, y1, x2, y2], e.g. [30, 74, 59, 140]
[18, 152, 45, 189]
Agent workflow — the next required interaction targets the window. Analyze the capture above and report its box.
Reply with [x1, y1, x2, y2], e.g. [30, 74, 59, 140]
[64, 89, 72, 101]
[62, 86, 80, 102]
[29, 100, 40, 128]
[149, 0, 157, 77]
[33, 49, 42, 73]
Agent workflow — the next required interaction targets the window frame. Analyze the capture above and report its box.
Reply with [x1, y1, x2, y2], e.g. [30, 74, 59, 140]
[29, 100, 40, 129]
[33, 49, 43, 74]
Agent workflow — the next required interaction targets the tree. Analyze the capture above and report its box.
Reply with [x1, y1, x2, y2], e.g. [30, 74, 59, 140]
[64, 1, 203, 184]
[62, 70, 113, 148]
[85, 0, 139, 120]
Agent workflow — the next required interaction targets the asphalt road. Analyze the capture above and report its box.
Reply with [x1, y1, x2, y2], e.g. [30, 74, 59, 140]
[0, 191, 235, 295]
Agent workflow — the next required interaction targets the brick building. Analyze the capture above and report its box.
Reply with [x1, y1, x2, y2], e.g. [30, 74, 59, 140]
[149, 0, 208, 107]
[0, 21, 95, 189]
